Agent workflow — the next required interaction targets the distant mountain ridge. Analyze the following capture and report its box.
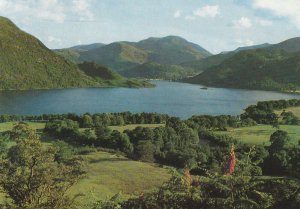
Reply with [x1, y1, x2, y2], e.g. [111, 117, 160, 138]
[53, 26, 300, 91]
[180, 43, 272, 72]
[55, 36, 212, 72]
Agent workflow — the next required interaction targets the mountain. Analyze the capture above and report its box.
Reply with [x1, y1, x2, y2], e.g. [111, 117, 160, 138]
[121, 62, 197, 80]
[79, 42, 149, 71]
[180, 43, 272, 72]
[268, 37, 300, 53]
[56, 36, 211, 72]
[182, 37, 300, 92]
[69, 43, 105, 51]
[133, 36, 211, 64]
[183, 48, 300, 92]
[234, 43, 271, 52]
[0, 17, 150, 90]
[0, 16, 102, 90]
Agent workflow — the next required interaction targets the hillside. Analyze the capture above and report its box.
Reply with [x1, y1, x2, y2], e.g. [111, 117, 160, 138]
[268, 37, 300, 53]
[181, 43, 271, 72]
[78, 62, 154, 88]
[134, 36, 211, 64]
[79, 42, 149, 71]
[56, 36, 211, 73]
[121, 62, 198, 80]
[183, 48, 300, 92]
[0, 16, 101, 90]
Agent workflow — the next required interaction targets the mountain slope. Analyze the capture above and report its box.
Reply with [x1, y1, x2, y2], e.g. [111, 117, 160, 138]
[134, 36, 211, 64]
[79, 42, 149, 71]
[0, 16, 100, 90]
[69, 43, 105, 51]
[234, 43, 271, 52]
[268, 37, 300, 53]
[180, 43, 271, 72]
[121, 62, 198, 80]
[183, 48, 300, 92]
[78, 62, 154, 88]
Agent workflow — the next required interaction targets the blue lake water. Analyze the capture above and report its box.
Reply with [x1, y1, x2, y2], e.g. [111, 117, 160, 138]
[0, 81, 299, 118]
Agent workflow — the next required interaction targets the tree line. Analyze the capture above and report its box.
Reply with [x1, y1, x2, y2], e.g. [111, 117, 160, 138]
[0, 112, 168, 126]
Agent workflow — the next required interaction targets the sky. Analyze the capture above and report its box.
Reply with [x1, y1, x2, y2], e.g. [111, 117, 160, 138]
[0, 0, 299, 54]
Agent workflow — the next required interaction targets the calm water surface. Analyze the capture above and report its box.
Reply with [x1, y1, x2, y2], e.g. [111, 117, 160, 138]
[0, 81, 299, 118]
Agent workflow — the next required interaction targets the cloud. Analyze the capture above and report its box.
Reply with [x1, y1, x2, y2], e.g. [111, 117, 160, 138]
[36, 0, 66, 23]
[0, 0, 8, 10]
[233, 17, 252, 28]
[236, 39, 254, 46]
[0, 0, 95, 23]
[173, 10, 182, 18]
[193, 5, 220, 18]
[185, 15, 196, 21]
[72, 0, 94, 21]
[252, 0, 300, 28]
[257, 19, 272, 26]
[47, 35, 62, 46]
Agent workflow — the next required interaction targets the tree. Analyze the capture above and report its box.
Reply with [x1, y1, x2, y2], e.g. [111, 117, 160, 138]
[134, 140, 156, 162]
[110, 131, 133, 154]
[82, 114, 93, 128]
[0, 123, 84, 209]
[95, 125, 112, 146]
[263, 130, 291, 175]
[269, 130, 290, 152]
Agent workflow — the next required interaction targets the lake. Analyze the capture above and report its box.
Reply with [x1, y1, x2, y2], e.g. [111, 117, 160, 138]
[0, 81, 299, 119]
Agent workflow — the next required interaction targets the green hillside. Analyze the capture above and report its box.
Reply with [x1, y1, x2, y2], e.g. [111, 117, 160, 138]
[0, 16, 101, 90]
[183, 48, 300, 92]
[180, 52, 233, 72]
[269, 37, 300, 53]
[180, 43, 271, 72]
[134, 36, 211, 64]
[121, 62, 198, 80]
[79, 42, 149, 71]
[78, 62, 154, 88]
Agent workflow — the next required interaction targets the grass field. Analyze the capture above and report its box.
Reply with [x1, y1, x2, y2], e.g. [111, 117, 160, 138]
[70, 151, 170, 208]
[219, 125, 300, 145]
[0, 121, 45, 133]
[0, 122, 164, 134]
[109, 124, 165, 132]
[275, 106, 300, 117]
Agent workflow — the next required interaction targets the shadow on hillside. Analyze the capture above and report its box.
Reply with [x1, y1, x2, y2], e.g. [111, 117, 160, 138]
[89, 157, 130, 164]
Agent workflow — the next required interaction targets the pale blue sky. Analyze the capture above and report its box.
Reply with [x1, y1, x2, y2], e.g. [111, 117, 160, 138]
[0, 0, 299, 53]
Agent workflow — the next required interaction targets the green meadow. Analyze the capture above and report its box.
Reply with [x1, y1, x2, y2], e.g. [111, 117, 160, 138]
[109, 124, 165, 132]
[219, 125, 300, 145]
[275, 106, 300, 117]
[70, 151, 170, 208]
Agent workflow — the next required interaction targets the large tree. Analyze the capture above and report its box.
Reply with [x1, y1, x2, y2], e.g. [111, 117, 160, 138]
[0, 123, 84, 209]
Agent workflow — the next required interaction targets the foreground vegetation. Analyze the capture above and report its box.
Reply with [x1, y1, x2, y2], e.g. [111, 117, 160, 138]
[0, 99, 300, 208]
[0, 124, 170, 208]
